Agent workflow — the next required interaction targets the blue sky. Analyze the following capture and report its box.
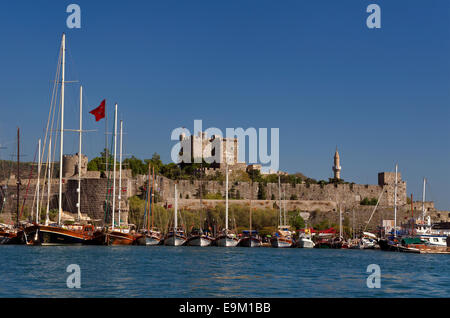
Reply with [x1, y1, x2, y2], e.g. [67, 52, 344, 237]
[0, 1, 449, 209]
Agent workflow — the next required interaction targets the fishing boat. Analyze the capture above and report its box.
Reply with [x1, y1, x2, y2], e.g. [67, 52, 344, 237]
[297, 228, 315, 248]
[297, 236, 315, 248]
[238, 175, 261, 248]
[164, 183, 187, 246]
[215, 164, 239, 247]
[91, 106, 143, 246]
[187, 228, 214, 247]
[140, 164, 162, 245]
[271, 177, 294, 248]
[0, 224, 18, 244]
[239, 230, 262, 247]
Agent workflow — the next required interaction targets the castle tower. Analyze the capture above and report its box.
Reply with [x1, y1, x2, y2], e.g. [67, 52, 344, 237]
[332, 147, 341, 180]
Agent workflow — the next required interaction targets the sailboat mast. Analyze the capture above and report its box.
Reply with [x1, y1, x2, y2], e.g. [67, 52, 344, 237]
[45, 139, 51, 225]
[339, 205, 342, 238]
[151, 166, 155, 229]
[421, 177, 426, 221]
[146, 163, 151, 231]
[16, 127, 20, 226]
[174, 183, 178, 230]
[77, 85, 82, 222]
[278, 175, 281, 227]
[58, 33, 66, 226]
[283, 186, 287, 226]
[118, 120, 123, 230]
[111, 103, 118, 230]
[36, 138, 41, 223]
[394, 163, 398, 236]
[225, 163, 229, 231]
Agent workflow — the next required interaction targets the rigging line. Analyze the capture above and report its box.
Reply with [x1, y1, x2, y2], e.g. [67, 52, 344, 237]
[40, 61, 61, 207]
[363, 186, 385, 232]
[41, 46, 62, 172]
[19, 143, 39, 220]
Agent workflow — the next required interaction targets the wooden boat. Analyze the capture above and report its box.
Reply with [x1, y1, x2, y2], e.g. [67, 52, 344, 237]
[164, 228, 187, 246]
[164, 184, 187, 246]
[140, 164, 162, 246]
[90, 227, 141, 245]
[143, 229, 162, 246]
[297, 236, 315, 248]
[215, 165, 239, 247]
[270, 178, 294, 248]
[271, 228, 294, 248]
[215, 229, 239, 247]
[27, 223, 95, 246]
[239, 230, 262, 247]
[187, 228, 213, 246]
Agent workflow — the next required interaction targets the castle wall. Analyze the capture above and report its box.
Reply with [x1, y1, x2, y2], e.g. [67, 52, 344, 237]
[157, 176, 407, 208]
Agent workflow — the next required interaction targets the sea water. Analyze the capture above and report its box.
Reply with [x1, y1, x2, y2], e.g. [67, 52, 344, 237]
[0, 246, 448, 297]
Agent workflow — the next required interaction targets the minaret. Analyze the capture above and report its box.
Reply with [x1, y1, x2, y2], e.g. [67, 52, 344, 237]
[333, 147, 341, 180]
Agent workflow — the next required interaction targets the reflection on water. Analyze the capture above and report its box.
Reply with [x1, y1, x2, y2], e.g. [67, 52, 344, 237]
[0, 246, 449, 297]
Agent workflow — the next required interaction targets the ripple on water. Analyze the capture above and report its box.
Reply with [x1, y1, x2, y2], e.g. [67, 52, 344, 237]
[0, 246, 449, 297]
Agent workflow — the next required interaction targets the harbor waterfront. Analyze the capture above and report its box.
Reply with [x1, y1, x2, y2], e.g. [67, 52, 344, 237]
[0, 246, 449, 298]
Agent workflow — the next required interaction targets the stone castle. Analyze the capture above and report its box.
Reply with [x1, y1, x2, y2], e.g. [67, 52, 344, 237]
[1, 147, 448, 229]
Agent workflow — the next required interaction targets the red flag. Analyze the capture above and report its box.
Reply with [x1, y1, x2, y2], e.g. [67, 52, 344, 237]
[89, 100, 106, 121]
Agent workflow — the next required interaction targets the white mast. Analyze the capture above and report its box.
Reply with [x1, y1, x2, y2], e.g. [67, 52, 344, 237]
[58, 33, 66, 226]
[174, 183, 178, 230]
[278, 175, 282, 227]
[77, 85, 82, 222]
[36, 139, 41, 223]
[118, 120, 123, 231]
[111, 103, 118, 230]
[225, 163, 229, 231]
[283, 186, 287, 226]
[45, 140, 51, 225]
[421, 177, 426, 221]
[339, 205, 343, 239]
[394, 163, 398, 236]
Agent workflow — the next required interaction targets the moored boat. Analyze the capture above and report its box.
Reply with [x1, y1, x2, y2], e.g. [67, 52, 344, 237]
[164, 183, 187, 246]
[239, 230, 262, 247]
[215, 229, 239, 247]
[187, 228, 213, 247]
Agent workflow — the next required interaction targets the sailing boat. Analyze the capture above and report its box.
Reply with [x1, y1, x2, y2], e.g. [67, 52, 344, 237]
[142, 163, 162, 245]
[164, 183, 187, 246]
[23, 35, 99, 245]
[2, 128, 29, 245]
[214, 165, 239, 247]
[91, 106, 143, 245]
[271, 176, 294, 248]
[187, 166, 213, 247]
[239, 174, 262, 247]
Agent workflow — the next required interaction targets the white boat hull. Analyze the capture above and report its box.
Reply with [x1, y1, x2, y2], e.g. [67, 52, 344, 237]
[216, 236, 239, 247]
[297, 238, 315, 248]
[164, 235, 186, 246]
[188, 237, 212, 247]
[271, 237, 293, 248]
[145, 237, 161, 246]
